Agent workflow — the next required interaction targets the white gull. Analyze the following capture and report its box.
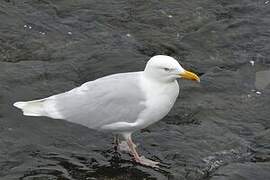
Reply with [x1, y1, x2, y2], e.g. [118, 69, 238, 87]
[14, 55, 200, 167]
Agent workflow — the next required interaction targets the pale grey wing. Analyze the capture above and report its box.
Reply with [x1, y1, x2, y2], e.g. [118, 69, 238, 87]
[46, 72, 146, 129]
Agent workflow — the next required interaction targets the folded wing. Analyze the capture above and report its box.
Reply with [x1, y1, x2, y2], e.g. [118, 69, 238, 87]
[14, 72, 146, 129]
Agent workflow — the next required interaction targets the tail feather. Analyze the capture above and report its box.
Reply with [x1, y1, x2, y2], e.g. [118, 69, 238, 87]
[14, 97, 64, 119]
[13, 99, 46, 116]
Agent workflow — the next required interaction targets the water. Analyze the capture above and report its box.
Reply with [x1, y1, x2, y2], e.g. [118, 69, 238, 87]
[255, 70, 270, 90]
[0, 0, 270, 180]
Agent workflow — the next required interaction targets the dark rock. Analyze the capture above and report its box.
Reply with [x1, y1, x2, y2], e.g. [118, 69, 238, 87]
[0, 0, 270, 179]
[210, 162, 270, 180]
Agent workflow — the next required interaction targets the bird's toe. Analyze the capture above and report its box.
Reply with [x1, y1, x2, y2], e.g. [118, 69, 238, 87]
[135, 156, 159, 168]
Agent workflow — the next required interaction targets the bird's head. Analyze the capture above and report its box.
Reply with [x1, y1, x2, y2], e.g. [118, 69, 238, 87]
[144, 55, 200, 83]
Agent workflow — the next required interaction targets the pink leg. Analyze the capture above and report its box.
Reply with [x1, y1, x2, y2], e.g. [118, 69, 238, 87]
[127, 137, 140, 161]
[126, 136, 159, 167]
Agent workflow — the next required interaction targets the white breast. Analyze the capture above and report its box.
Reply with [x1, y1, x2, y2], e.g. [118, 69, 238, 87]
[135, 75, 179, 129]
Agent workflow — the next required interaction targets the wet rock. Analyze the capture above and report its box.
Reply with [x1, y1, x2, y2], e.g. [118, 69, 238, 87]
[0, 0, 270, 179]
[210, 162, 270, 180]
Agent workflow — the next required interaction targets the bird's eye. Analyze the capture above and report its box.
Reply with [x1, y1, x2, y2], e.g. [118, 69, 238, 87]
[164, 68, 170, 71]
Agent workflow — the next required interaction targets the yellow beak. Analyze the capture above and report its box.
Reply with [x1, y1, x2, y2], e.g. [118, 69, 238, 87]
[180, 70, 200, 82]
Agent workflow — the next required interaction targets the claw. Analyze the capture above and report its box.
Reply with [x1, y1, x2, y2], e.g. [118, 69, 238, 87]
[124, 135, 160, 168]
